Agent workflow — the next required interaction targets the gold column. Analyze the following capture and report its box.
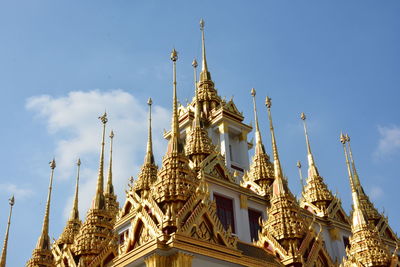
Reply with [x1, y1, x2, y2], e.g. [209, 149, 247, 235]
[145, 252, 193, 267]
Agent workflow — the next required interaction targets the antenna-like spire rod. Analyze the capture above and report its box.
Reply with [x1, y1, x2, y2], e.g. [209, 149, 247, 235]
[106, 130, 114, 195]
[167, 48, 181, 154]
[145, 98, 155, 164]
[297, 161, 304, 191]
[93, 113, 107, 209]
[300, 112, 319, 177]
[192, 58, 201, 128]
[200, 19, 208, 73]
[251, 88, 264, 154]
[265, 96, 283, 179]
[70, 159, 80, 220]
[341, 133, 366, 226]
[0, 195, 15, 267]
[345, 134, 362, 191]
[36, 159, 56, 250]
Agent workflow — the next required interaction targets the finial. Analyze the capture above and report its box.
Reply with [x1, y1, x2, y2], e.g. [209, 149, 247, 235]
[345, 134, 362, 191]
[192, 58, 198, 68]
[144, 97, 155, 164]
[199, 18, 210, 78]
[251, 88, 264, 154]
[265, 96, 283, 179]
[167, 48, 181, 154]
[192, 58, 202, 129]
[93, 113, 107, 209]
[70, 159, 80, 221]
[300, 112, 319, 177]
[36, 159, 56, 250]
[106, 130, 114, 195]
[0, 195, 15, 267]
[297, 160, 304, 190]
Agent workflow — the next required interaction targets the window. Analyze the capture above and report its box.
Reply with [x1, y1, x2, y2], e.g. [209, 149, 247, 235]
[214, 194, 235, 233]
[229, 144, 234, 161]
[248, 209, 262, 241]
[343, 236, 350, 249]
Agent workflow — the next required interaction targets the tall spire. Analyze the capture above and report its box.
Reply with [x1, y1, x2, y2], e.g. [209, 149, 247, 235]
[300, 113, 319, 177]
[167, 48, 181, 155]
[70, 158, 80, 220]
[106, 130, 114, 195]
[37, 159, 56, 250]
[340, 133, 366, 226]
[134, 98, 158, 196]
[251, 88, 265, 154]
[265, 96, 283, 179]
[57, 159, 82, 246]
[144, 98, 155, 164]
[185, 57, 214, 168]
[345, 134, 363, 193]
[199, 19, 211, 81]
[0, 195, 14, 267]
[93, 112, 107, 210]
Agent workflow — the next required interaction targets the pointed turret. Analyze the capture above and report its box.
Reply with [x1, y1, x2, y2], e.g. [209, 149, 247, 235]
[26, 159, 56, 267]
[299, 113, 334, 215]
[153, 49, 197, 232]
[0, 196, 14, 267]
[134, 98, 158, 197]
[93, 112, 107, 210]
[72, 114, 116, 265]
[345, 134, 381, 224]
[197, 19, 221, 117]
[57, 159, 82, 246]
[185, 58, 214, 168]
[340, 133, 392, 267]
[104, 130, 119, 218]
[258, 97, 307, 256]
[242, 89, 274, 195]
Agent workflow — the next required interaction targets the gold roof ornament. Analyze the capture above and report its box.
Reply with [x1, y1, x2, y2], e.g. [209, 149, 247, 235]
[185, 57, 214, 169]
[299, 112, 334, 216]
[197, 19, 221, 117]
[105, 130, 119, 219]
[152, 49, 198, 233]
[134, 98, 158, 197]
[241, 89, 274, 196]
[0, 195, 14, 267]
[26, 159, 56, 267]
[57, 159, 82, 246]
[72, 114, 117, 265]
[340, 133, 394, 267]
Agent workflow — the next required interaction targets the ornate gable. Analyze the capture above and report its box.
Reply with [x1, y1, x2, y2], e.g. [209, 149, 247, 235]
[201, 152, 235, 183]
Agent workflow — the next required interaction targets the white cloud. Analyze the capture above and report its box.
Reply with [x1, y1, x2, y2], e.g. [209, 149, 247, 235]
[0, 183, 34, 200]
[26, 89, 170, 218]
[375, 125, 400, 158]
[369, 185, 384, 200]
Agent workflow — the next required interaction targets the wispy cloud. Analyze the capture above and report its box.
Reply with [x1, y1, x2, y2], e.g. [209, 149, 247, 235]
[0, 183, 34, 200]
[26, 89, 170, 217]
[375, 125, 400, 158]
[369, 185, 384, 200]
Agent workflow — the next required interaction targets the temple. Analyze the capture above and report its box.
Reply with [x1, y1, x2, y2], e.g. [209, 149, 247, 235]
[4, 19, 397, 267]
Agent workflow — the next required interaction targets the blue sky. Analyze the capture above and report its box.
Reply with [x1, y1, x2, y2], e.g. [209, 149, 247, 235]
[0, 1, 399, 265]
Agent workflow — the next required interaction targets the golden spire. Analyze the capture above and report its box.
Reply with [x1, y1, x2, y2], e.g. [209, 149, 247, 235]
[37, 159, 56, 250]
[185, 57, 214, 167]
[340, 133, 392, 267]
[265, 96, 283, 179]
[346, 134, 362, 193]
[106, 130, 114, 195]
[300, 112, 319, 177]
[58, 159, 82, 245]
[134, 98, 158, 196]
[0, 195, 14, 267]
[241, 89, 274, 194]
[297, 161, 304, 190]
[70, 158, 81, 220]
[199, 19, 211, 81]
[93, 112, 107, 210]
[144, 98, 155, 164]
[167, 48, 182, 155]
[340, 133, 366, 227]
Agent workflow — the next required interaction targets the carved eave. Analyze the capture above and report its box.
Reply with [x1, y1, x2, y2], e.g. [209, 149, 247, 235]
[200, 152, 236, 183]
